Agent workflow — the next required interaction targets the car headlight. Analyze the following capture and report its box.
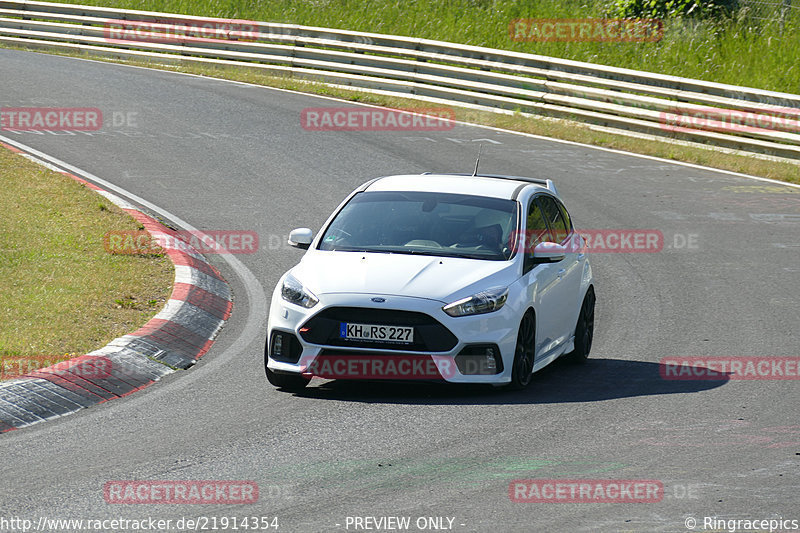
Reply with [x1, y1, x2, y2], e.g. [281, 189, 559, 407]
[281, 273, 319, 308]
[443, 287, 509, 317]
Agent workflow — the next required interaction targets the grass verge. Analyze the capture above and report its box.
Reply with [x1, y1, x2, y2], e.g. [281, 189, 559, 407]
[0, 145, 173, 377]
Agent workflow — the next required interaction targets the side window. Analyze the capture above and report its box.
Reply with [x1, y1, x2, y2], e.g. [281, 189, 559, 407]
[537, 195, 569, 244]
[526, 198, 551, 248]
[557, 200, 573, 234]
[524, 198, 550, 273]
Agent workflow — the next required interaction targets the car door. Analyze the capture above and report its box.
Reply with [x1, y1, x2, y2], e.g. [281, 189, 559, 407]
[522, 195, 565, 362]
[537, 194, 584, 349]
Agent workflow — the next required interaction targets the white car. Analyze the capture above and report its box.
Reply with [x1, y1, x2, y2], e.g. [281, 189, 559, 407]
[265, 173, 595, 391]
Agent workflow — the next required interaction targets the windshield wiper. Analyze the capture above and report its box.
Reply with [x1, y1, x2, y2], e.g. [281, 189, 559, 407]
[383, 249, 443, 257]
[443, 252, 503, 260]
[329, 247, 501, 260]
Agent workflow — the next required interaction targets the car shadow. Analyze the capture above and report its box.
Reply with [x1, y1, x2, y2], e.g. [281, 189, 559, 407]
[290, 357, 729, 405]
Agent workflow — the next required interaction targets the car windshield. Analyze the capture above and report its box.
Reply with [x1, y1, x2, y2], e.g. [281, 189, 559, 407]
[318, 191, 518, 260]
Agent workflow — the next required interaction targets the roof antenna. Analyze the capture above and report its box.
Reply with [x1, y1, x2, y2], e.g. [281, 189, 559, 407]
[471, 143, 483, 177]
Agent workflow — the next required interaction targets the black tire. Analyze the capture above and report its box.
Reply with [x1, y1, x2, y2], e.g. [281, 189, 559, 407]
[266, 367, 310, 392]
[564, 288, 595, 364]
[508, 312, 535, 390]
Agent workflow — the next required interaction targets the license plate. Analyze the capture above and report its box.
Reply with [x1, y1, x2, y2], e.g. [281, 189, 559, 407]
[340, 323, 414, 343]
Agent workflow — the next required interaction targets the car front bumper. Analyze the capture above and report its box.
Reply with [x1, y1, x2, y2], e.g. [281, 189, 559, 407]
[266, 289, 519, 385]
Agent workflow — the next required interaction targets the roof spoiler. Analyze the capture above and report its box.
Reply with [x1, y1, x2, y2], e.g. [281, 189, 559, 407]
[545, 179, 558, 197]
[431, 173, 560, 197]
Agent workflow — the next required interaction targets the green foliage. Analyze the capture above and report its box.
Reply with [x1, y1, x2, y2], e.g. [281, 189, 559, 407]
[611, 0, 736, 19]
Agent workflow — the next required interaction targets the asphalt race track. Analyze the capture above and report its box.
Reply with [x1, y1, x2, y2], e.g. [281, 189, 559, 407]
[1, 48, 799, 532]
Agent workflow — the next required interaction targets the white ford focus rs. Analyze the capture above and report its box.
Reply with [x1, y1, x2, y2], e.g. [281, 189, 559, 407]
[265, 173, 595, 391]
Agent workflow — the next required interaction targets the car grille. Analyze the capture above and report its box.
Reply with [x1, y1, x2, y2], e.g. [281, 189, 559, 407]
[299, 307, 458, 352]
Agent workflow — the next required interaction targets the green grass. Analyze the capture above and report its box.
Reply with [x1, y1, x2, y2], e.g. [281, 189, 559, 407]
[40, 0, 800, 94]
[0, 146, 173, 374]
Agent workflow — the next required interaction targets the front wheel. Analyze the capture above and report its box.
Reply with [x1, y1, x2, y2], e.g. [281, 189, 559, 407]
[564, 288, 595, 364]
[508, 312, 535, 390]
[266, 367, 310, 392]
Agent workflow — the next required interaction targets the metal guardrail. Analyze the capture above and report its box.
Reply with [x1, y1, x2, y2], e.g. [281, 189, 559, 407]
[1, 0, 800, 160]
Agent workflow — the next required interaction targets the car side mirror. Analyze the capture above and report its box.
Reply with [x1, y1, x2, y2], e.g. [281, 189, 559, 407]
[532, 241, 566, 263]
[288, 228, 314, 250]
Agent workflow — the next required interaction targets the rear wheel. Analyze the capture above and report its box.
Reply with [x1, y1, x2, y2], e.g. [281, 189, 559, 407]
[266, 367, 310, 392]
[508, 312, 535, 390]
[565, 288, 595, 364]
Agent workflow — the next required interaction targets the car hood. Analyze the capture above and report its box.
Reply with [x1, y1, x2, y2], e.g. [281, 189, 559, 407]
[292, 250, 518, 302]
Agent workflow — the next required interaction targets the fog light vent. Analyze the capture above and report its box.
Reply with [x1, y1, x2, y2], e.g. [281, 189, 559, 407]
[269, 331, 303, 363]
[455, 344, 502, 374]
